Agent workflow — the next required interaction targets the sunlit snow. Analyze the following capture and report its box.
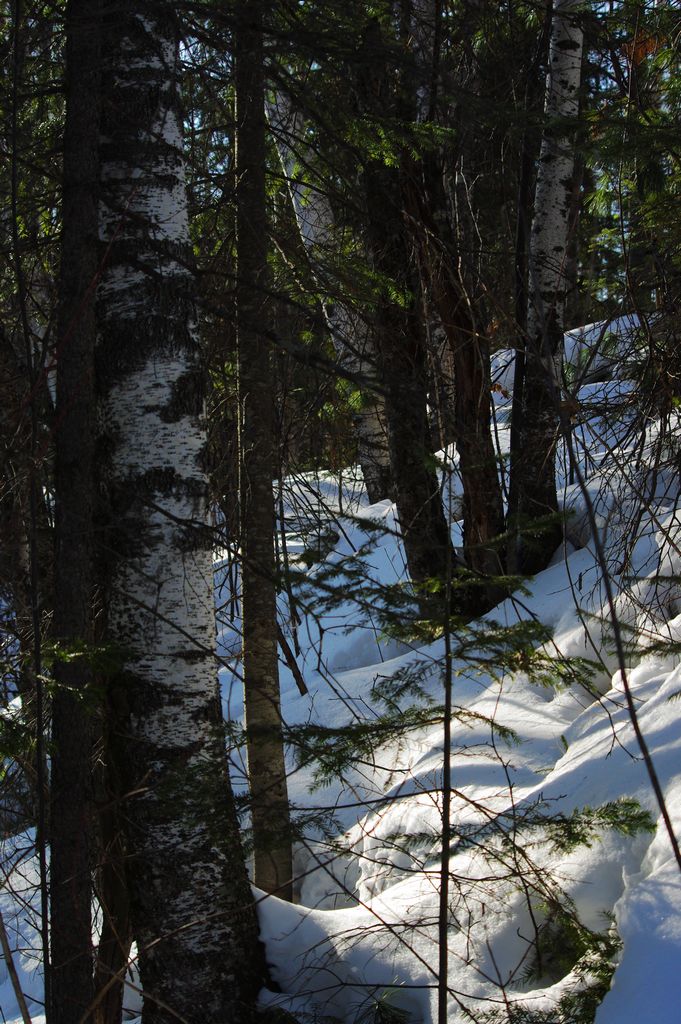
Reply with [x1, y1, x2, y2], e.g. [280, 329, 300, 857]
[1, 318, 680, 1023]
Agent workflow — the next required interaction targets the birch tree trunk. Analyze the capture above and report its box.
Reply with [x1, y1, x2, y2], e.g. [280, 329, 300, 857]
[97, 3, 263, 1020]
[269, 96, 392, 504]
[235, 0, 292, 901]
[510, 0, 584, 574]
[50, 0, 101, 1019]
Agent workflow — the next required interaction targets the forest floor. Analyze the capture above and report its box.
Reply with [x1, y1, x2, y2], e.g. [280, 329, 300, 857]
[1, 319, 680, 1023]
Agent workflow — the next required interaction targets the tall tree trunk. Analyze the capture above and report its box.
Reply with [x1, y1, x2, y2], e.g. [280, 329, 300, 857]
[50, 0, 101, 1020]
[432, 254, 505, 585]
[510, 0, 584, 574]
[0, 327, 44, 830]
[424, 321, 456, 452]
[269, 96, 392, 504]
[507, 15, 551, 567]
[507, 119, 538, 550]
[93, 713, 132, 1024]
[406, 166, 506, 601]
[364, 160, 453, 588]
[354, 18, 454, 594]
[97, 4, 264, 1021]
[235, 0, 293, 900]
[404, 0, 505, 603]
[92, 769, 131, 1024]
[6, 15, 53, 977]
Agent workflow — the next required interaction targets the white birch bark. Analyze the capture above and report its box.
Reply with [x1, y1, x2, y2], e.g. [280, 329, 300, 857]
[515, 0, 584, 572]
[527, 0, 584, 365]
[268, 95, 392, 503]
[97, 5, 261, 1021]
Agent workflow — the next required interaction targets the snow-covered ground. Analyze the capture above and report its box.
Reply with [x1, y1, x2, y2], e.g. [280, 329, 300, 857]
[250, 475, 681, 1024]
[1, 317, 680, 1023]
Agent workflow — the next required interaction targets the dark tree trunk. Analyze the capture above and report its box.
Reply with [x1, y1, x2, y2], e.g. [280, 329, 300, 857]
[507, 122, 536, 567]
[97, 3, 265, 1021]
[356, 19, 454, 594]
[405, 162, 506, 607]
[364, 158, 453, 589]
[93, 762, 131, 1024]
[50, 0, 101, 1019]
[380, 5, 505, 611]
[268, 93, 392, 504]
[235, 0, 293, 900]
[0, 328, 46, 830]
[507, 10, 553, 575]
[423, 321, 457, 452]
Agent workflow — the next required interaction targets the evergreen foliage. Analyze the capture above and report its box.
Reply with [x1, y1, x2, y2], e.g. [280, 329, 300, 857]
[0, 0, 680, 1022]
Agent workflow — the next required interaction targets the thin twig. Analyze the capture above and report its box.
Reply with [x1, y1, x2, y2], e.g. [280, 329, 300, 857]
[0, 906, 33, 1024]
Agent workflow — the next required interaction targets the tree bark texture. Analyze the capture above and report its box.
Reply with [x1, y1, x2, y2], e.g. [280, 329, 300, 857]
[354, 18, 454, 591]
[51, 0, 101, 1019]
[97, 4, 263, 1021]
[93, 733, 132, 1024]
[235, 0, 293, 900]
[511, 0, 584, 574]
[424, 320, 457, 452]
[403, 1, 505, 603]
[364, 159, 453, 587]
[405, 166, 506, 603]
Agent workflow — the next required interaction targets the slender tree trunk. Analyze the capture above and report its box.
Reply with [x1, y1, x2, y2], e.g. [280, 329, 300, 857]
[0, 328, 44, 829]
[330, 309, 392, 505]
[424, 321, 456, 451]
[7, 19, 53, 980]
[235, 0, 293, 900]
[404, 0, 505, 602]
[364, 159, 453, 588]
[510, 0, 584, 574]
[406, 168, 505, 601]
[93, 773, 131, 1024]
[50, 0, 101, 1019]
[355, 18, 454, 593]
[269, 96, 392, 503]
[93, 703, 133, 1024]
[507, 120, 537, 551]
[97, 4, 264, 1021]
[507, 14, 551, 565]
[442, 291, 505, 585]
